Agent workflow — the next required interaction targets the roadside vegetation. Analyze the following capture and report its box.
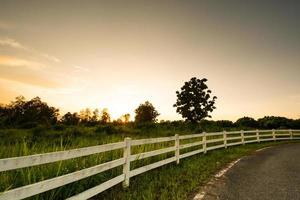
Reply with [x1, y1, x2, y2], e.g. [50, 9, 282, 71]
[96, 141, 297, 200]
[0, 132, 296, 200]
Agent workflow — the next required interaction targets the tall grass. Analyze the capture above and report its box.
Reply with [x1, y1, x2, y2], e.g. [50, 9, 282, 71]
[0, 126, 296, 199]
[0, 125, 184, 199]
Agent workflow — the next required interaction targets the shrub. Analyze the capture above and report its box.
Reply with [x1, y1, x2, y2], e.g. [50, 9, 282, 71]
[134, 122, 157, 131]
[19, 122, 39, 129]
[95, 124, 118, 134]
[52, 124, 66, 131]
[32, 125, 48, 137]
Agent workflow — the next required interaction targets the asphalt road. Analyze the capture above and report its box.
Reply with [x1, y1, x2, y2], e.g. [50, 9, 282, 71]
[202, 143, 300, 200]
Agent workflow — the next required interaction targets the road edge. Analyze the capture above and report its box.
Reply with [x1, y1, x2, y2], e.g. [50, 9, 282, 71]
[191, 145, 278, 200]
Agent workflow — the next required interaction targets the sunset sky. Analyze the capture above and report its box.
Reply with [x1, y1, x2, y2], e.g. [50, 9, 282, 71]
[0, 1, 299, 121]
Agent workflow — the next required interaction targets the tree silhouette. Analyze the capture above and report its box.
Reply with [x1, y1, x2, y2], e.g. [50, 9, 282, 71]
[79, 108, 92, 124]
[115, 114, 130, 124]
[174, 77, 217, 122]
[101, 108, 111, 123]
[135, 101, 159, 123]
[122, 113, 130, 123]
[235, 117, 258, 128]
[61, 112, 80, 125]
[90, 109, 100, 124]
[0, 96, 59, 127]
[257, 116, 292, 129]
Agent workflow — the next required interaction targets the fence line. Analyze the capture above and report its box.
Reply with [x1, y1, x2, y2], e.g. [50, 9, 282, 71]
[0, 129, 300, 200]
[0, 141, 125, 172]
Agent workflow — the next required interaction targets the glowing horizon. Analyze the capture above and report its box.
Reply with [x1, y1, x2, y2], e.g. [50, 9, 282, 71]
[0, 1, 300, 121]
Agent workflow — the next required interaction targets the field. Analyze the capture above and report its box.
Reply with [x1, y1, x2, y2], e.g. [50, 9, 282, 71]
[0, 124, 297, 200]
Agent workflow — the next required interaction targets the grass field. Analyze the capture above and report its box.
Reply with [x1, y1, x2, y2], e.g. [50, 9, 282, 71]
[0, 126, 297, 200]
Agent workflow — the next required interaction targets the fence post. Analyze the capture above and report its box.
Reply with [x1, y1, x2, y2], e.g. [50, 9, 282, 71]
[223, 131, 227, 148]
[272, 129, 276, 141]
[123, 137, 131, 188]
[256, 129, 260, 143]
[289, 129, 293, 140]
[203, 132, 207, 154]
[241, 130, 245, 145]
[175, 134, 180, 164]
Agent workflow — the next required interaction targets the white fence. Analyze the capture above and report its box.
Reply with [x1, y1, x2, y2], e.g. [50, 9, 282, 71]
[0, 129, 300, 200]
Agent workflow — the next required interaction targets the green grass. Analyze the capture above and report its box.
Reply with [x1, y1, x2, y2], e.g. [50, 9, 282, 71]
[96, 141, 297, 200]
[0, 126, 297, 200]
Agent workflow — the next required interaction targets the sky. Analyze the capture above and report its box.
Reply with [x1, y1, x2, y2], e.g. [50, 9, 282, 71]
[0, 0, 300, 121]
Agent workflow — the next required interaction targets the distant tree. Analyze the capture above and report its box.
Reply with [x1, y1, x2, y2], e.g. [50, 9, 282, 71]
[23, 97, 59, 126]
[174, 77, 217, 123]
[215, 120, 234, 128]
[290, 119, 300, 129]
[5, 96, 27, 126]
[134, 101, 159, 123]
[61, 112, 80, 125]
[122, 113, 131, 123]
[79, 108, 92, 124]
[90, 109, 100, 125]
[257, 116, 292, 129]
[235, 117, 258, 128]
[198, 119, 216, 128]
[0, 104, 8, 127]
[1, 96, 59, 127]
[116, 113, 131, 124]
[100, 108, 111, 123]
[10, 95, 26, 109]
[115, 118, 123, 124]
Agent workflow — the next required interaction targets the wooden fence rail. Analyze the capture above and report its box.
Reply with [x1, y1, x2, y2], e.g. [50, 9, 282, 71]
[1, 129, 300, 200]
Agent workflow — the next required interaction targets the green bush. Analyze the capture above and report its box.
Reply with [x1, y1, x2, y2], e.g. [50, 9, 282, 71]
[32, 125, 48, 137]
[95, 124, 119, 134]
[52, 124, 66, 131]
[19, 122, 39, 129]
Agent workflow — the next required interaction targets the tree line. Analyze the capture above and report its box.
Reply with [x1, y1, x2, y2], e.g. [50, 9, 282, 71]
[0, 96, 160, 128]
[0, 77, 299, 129]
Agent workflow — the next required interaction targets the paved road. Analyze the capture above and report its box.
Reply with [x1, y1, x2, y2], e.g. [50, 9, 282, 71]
[203, 143, 300, 200]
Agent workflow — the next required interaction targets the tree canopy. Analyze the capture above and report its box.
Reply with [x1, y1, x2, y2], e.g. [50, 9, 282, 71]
[1, 95, 299, 130]
[135, 101, 160, 123]
[61, 112, 80, 125]
[174, 77, 217, 122]
[0, 96, 59, 128]
[100, 108, 111, 123]
[235, 117, 258, 128]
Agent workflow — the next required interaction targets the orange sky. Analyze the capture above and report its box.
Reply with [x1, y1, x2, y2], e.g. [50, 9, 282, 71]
[0, 1, 300, 121]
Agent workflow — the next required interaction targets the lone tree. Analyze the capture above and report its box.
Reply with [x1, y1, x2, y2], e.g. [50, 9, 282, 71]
[135, 101, 160, 123]
[174, 77, 217, 122]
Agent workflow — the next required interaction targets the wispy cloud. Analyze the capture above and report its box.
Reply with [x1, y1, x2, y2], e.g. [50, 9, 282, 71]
[0, 38, 26, 49]
[0, 75, 60, 89]
[40, 53, 61, 63]
[0, 61, 60, 88]
[0, 37, 61, 63]
[73, 65, 90, 72]
[0, 56, 45, 70]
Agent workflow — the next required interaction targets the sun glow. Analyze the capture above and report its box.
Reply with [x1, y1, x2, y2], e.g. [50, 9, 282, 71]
[0, 1, 300, 121]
